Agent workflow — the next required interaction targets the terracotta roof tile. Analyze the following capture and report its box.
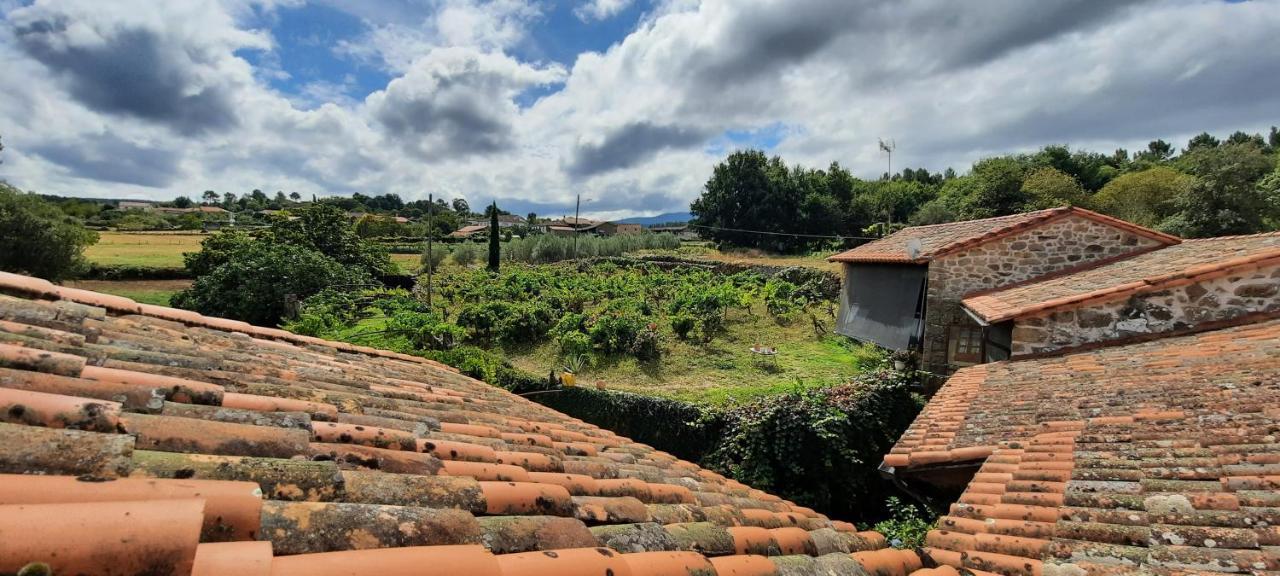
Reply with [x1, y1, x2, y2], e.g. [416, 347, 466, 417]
[893, 315, 1280, 576]
[964, 231, 1280, 322]
[828, 207, 1179, 264]
[0, 272, 887, 572]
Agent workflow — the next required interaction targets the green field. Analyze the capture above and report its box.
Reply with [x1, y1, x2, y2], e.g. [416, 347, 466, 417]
[83, 231, 207, 268]
[65, 279, 192, 306]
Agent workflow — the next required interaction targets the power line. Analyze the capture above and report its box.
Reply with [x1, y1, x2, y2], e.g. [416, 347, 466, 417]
[685, 223, 881, 241]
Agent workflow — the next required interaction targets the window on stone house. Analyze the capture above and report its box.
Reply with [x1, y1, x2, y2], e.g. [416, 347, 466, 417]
[948, 325, 984, 365]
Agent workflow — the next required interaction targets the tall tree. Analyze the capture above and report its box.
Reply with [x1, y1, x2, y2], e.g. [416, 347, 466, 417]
[1185, 132, 1220, 152]
[1021, 167, 1089, 210]
[1092, 167, 1193, 228]
[963, 156, 1027, 218]
[1166, 142, 1275, 237]
[172, 195, 194, 208]
[452, 198, 470, 215]
[289, 192, 302, 202]
[488, 202, 501, 272]
[202, 190, 219, 205]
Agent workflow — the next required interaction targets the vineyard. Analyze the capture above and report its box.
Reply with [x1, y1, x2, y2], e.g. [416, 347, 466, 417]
[286, 259, 881, 404]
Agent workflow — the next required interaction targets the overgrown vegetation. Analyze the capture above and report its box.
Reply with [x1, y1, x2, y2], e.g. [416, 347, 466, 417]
[172, 204, 392, 324]
[693, 129, 1280, 251]
[704, 368, 924, 521]
[873, 497, 934, 549]
[0, 183, 99, 281]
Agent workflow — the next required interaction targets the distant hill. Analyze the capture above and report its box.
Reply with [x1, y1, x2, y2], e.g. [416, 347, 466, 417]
[617, 212, 693, 226]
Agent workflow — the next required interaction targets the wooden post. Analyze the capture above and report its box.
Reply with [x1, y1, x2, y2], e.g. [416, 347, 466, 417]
[426, 193, 433, 309]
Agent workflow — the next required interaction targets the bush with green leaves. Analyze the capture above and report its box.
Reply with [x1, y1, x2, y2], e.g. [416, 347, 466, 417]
[558, 330, 593, 359]
[873, 497, 934, 549]
[0, 184, 99, 281]
[670, 313, 696, 339]
[451, 242, 480, 267]
[172, 242, 369, 326]
[762, 278, 801, 319]
[387, 311, 465, 350]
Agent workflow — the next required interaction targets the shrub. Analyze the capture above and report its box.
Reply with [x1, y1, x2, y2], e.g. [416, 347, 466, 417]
[387, 311, 464, 350]
[172, 242, 368, 325]
[420, 245, 446, 273]
[873, 497, 934, 549]
[558, 331, 593, 359]
[587, 300, 649, 354]
[451, 242, 480, 267]
[670, 313, 696, 339]
[629, 324, 662, 360]
[0, 184, 99, 281]
[762, 278, 801, 319]
[456, 300, 555, 344]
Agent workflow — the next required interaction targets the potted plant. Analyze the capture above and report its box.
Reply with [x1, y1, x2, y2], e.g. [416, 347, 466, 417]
[891, 349, 916, 371]
[562, 354, 586, 387]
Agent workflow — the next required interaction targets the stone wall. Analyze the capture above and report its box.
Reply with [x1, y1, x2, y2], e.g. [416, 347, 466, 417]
[1010, 264, 1280, 356]
[920, 215, 1166, 373]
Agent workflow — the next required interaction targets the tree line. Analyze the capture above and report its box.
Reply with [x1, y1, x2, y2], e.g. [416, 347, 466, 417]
[692, 127, 1280, 251]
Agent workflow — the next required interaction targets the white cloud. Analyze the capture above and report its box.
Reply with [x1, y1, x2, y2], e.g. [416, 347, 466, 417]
[1, 0, 1278, 218]
[574, 0, 634, 22]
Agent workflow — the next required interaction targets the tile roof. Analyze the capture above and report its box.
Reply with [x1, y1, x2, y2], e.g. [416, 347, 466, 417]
[964, 232, 1280, 322]
[883, 316, 1280, 575]
[827, 207, 1180, 264]
[0, 271, 892, 575]
[884, 318, 1280, 471]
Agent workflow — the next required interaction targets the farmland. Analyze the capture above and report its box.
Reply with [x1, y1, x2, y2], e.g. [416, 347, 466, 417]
[287, 259, 877, 405]
[84, 231, 206, 267]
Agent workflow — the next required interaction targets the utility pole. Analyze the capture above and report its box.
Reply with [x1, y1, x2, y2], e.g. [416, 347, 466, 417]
[572, 193, 581, 261]
[425, 193, 434, 309]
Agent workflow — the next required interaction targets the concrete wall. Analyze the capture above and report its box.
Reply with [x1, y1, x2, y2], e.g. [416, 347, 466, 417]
[921, 215, 1166, 373]
[1010, 263, 1280, 356]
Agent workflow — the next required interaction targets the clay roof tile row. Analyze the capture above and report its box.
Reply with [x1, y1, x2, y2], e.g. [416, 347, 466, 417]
[0, 271, 892, 575]
[885, 312, 1280, 576]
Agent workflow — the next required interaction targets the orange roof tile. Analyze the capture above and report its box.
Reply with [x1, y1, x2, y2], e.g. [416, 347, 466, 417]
[964, 231, 1280, 322]
[0, 272, 890, 574]
[890, 316, 1280, 576]
[885, 317, 1280, 471]
[827, 207, 1179, 264]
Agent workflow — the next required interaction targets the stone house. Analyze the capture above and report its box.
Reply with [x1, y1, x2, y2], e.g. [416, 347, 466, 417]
[827, 207, 1179, 374]
[962, 231, 1280, 357]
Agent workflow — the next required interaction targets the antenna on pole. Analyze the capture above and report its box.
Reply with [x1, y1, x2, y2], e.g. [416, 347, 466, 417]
[878, 138, 896, 180]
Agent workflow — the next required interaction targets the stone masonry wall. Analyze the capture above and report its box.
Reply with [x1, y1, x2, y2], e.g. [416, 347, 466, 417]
[921, 215, 1166, 373]
[1010, 264, 1280, 356]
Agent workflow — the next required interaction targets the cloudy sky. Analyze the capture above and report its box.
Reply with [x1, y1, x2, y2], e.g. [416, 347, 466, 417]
[0, 0, 1276, 219]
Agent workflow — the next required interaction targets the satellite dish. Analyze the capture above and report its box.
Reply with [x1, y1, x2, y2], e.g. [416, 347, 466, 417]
[906, 238, 922, 260]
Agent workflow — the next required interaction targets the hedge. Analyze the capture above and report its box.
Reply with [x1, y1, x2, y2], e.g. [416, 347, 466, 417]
[81, 264, 192, 280]
[531, 387, 725, 462]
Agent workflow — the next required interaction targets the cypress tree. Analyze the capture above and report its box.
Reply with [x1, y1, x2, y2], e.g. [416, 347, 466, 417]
[488, 201, 500, 272]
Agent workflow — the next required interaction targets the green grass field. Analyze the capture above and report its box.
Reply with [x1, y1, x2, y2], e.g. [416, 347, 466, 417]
[65, 279, 192, 306]
[83, 231, 206, 268]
